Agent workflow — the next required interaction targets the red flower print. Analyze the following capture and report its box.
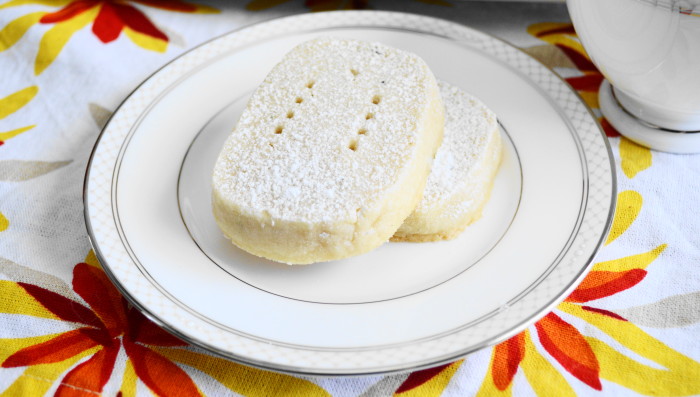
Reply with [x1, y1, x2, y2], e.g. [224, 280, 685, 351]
[2, 262, 201, 396]
[0, 0, 218, 74]
[39, 0, 206, 44]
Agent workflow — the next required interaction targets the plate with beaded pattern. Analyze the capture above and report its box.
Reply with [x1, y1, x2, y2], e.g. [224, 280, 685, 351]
[84, 11, 615, 375]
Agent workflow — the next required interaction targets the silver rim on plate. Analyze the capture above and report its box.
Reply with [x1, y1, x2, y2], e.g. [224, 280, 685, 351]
[84, 11, 616, 375]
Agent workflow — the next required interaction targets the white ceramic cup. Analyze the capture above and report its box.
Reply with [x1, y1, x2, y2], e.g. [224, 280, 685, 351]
[567, 0, 700, 152]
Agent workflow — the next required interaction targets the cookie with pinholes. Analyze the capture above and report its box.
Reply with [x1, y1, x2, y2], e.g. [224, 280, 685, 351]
[212, 38, 444, 264]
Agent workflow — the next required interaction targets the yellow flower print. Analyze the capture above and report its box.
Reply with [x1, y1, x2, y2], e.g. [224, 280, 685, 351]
[0, 251, 329, 396]
[0, 0, 219, 75]
[0, 212, 8, 231]
[470, 190, 700, 395]
[0, 85, 38, 146]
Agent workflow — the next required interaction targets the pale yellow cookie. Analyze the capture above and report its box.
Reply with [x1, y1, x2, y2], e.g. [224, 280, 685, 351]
[212, 38, 444, 264]
[392, 81, 502, 242]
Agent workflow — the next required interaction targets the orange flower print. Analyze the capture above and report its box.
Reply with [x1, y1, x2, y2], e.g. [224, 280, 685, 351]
[480, 247, 654, 393]
[470, 190, 700, 396]
[0, 0, 218, 75]
[2, 260, 200, 396]
[490, 333, 525, 390]
[0, 253, 330, 396]
[395, 217, 669, 395]
[395, 190, 700, 396]
[532, 312, 602, 389]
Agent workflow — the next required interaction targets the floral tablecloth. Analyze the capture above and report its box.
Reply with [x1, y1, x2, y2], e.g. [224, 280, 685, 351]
[1, 0, 699, 396]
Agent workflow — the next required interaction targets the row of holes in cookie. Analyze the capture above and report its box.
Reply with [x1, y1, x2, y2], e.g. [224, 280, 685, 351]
[348, 96, 380, 151]
[273, 81, 314, 135]
[273, 77, 382, 153]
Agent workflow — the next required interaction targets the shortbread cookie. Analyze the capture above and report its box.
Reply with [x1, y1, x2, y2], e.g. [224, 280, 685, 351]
[392, 81, 502, 242]
[212, 38, 444, 264]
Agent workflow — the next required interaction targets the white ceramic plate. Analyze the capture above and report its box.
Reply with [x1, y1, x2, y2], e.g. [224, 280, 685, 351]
[84, 11, 615, 375]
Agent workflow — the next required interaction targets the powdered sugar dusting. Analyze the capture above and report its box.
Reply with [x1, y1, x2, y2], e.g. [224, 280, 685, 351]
[213, 38, 433, 222]
[419, 81, 498, 210]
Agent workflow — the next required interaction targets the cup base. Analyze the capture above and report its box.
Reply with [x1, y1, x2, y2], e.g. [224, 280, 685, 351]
[599, 80, 700, 154]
